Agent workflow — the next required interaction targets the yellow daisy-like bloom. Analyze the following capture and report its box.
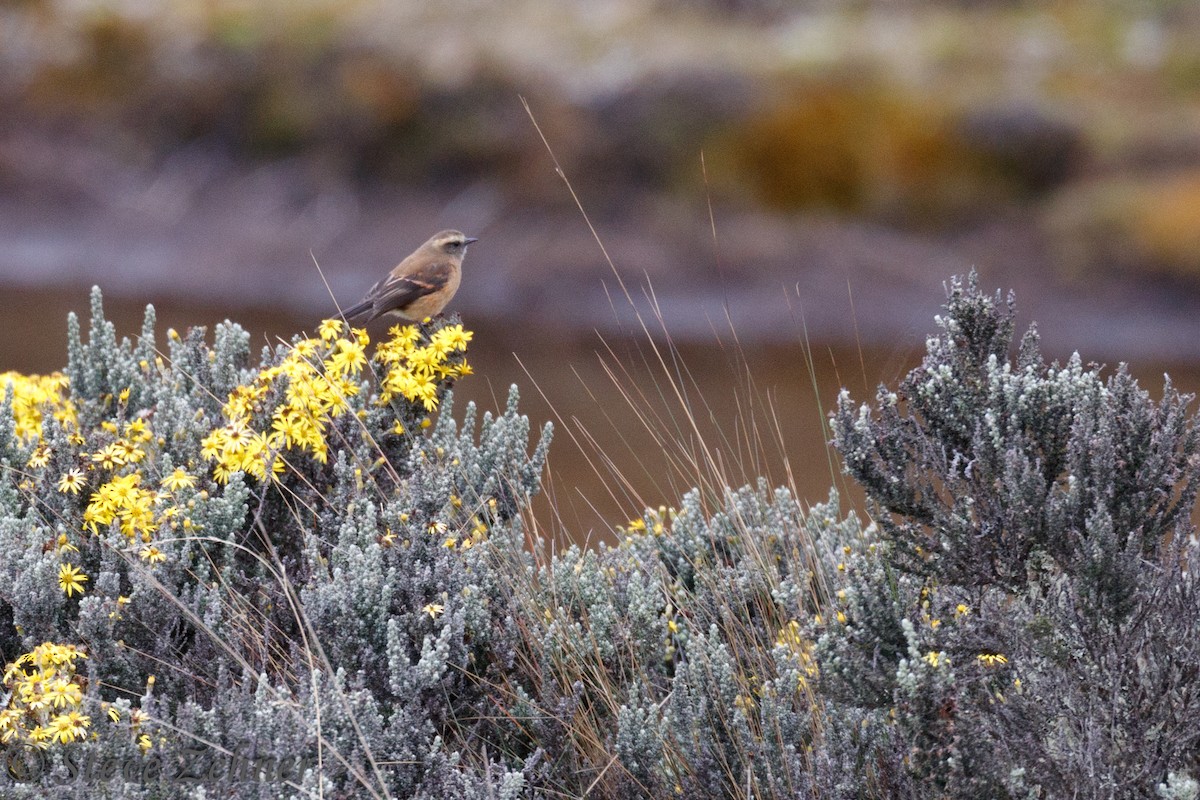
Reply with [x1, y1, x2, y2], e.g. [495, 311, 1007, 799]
[44, 679, 82, 709]
[90, 444, 126, 471]
[430, 324, 472, 352]
[27, 444, 51, 469]
[114, 440, 146, 464]
[327, 338, 367, 377]
[422, 603, 444, 619]
[48, 711, 90, 744]
[57, 469, 85, 495]
[125, 419, 152, 443]
[387, 324, 421, 350]
[160, 468, 196, 492]
[138, 546, 165, 564]
[317, 318, 343, 341]
[58, 564, 88, 597]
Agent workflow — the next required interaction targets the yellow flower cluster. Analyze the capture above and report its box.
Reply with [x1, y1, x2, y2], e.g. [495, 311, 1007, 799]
[621, 506, 671, 538]
[976, 652, 1008, 667]
[201, 320, 369, 481]
[0, 371, 76, 442]
[376, 323, 472, 410]
[924, 650, 949, 668]
[0, 642, 90, 747]
[83, 473, 160, 540]
[75, 417, 191, 552]
[200, 319, 471, 481]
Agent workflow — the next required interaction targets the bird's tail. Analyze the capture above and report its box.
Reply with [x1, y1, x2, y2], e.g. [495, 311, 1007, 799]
[338, 300, 373, 324]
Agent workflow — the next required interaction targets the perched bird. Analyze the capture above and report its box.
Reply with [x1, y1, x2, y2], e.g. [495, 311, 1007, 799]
[341, 230, 476, 324]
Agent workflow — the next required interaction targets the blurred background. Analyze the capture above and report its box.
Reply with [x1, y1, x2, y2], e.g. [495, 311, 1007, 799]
[4, 0, 1200, 541]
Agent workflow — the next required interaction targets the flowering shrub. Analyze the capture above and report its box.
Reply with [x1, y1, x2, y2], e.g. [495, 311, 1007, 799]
[3, 278, 1198, 798]
[0, 288, 550, 796]
[1, 642, 92, 747]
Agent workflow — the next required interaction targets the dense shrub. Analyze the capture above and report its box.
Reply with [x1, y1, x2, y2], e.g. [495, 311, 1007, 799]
[0, 289, 551, 797]
[826, 273, 1200, 798]
[3, 276, 1199, 798]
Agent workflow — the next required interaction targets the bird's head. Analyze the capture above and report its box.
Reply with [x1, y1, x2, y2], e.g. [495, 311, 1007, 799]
[428, 230, 478, 257]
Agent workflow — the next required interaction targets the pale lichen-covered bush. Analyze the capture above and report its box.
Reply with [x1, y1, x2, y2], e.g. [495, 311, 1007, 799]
[824, 274, 1200, 798]
[5, 276, 1199, 799]
[0, 288, 551, 797]
[491, 483, 869, 799]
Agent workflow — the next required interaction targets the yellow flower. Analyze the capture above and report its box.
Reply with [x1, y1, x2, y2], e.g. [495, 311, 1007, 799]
[139, 546, 165, 564]
[317, 318, 343, 341]
[27, 445, 51, 469]
[923, 651, 948, 668]
[327, 338, 367, 377]
[387, 324, 421, 350]
[58, 564, 88, 597]
[977, 653, 1009, 667]
[125, 419, 151, 442]
[422, 603, 444, 619]
[115, 440, 145, 464]
[44, 679, 82, 709]
[160, 468, 196, 492]
[955, 603, 970, 617]
[431, 325, 472, 352]
[57, 469, 85, 495]
[90, 444, 126, 471]
[0, 371, 75, 442]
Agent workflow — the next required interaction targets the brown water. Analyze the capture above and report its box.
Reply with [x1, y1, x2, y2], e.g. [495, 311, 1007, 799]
[4, 286, 1198, 546]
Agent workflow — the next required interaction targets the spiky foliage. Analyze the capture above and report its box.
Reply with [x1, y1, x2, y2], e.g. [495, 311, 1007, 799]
[826, 273, 1200, 798]
[0, 288, 550, 797]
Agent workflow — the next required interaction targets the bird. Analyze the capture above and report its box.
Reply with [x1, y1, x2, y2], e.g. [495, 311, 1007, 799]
[341, 230, 476, 324]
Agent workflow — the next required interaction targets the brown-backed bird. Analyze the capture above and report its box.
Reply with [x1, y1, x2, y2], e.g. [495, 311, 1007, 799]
[342, 230, 476, 324]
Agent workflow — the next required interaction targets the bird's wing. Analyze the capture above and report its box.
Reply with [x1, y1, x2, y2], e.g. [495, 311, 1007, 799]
[364, 259, 455, 320]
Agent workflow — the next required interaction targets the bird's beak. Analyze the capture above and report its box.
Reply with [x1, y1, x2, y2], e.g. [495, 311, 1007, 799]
[464, 237, 479, 245]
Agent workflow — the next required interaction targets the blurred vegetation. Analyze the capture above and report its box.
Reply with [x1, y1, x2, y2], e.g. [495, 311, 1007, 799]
[4, 0, 1200, 279]
[1048, 170, 1200, 281]
[714, 78, 1082, 227]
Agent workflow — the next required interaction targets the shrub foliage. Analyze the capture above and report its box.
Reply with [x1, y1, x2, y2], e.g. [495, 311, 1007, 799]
[827, 273, 1200, 798]
[2, 277, 1198, 798]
